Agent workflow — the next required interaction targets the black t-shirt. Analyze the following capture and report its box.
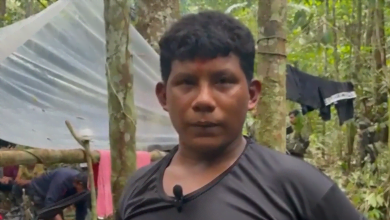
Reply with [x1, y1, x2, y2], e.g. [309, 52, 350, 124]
[117, 138, 366, 220]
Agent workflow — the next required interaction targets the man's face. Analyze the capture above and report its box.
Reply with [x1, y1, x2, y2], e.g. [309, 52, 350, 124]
[289, 114, 296, 125]
[156, 54, 261, 151]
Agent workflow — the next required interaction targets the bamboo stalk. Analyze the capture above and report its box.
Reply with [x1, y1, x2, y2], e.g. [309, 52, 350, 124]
[0, 148, 165, 166]
[0, 149, 100, 166]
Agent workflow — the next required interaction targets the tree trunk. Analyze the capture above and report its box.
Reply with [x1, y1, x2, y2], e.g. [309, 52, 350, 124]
[253, 0, 287, 152]
[320, 0, 329, 159]
[135, 0, 180, 52]
[373, 0, 386, 104]
[331, 0, 339, 83]
[354, 0, 362, 80]
[25, 0, 33, 18]
[373, 0, 389, 149]
[331, 0, 343, 159]
[365, 4, 374, 47]
[104, 0, 137, 211]
[346, 0, 362, 171]
[0, 0, 6, 27]
[323, 0, 329, 75]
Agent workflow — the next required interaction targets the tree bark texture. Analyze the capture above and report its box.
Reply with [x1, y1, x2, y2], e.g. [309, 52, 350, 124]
[373, 0, 386, 104]
[25, 0, 33, 18]
[253, 0, 287, 152]
[0, 0, 6, 27]
[104, 0, 137, 210]
[135, 0, 180, 52]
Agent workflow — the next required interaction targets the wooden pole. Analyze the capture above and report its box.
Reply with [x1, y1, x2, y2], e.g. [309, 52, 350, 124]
[0, 148, 166, 167]
[65, 120, 97, 220]
[0, 148, 100, 167]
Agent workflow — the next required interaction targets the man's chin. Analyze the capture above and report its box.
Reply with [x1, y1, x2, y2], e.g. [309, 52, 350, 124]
[187, 136, 226, 151]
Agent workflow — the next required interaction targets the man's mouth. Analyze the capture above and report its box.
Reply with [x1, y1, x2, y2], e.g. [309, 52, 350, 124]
[191, 121, 219, 127]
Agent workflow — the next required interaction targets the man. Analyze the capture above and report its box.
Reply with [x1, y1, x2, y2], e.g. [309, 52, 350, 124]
[11, 163, 46, 204]
[117, 11, 366, 220]
[0, 175, 13, 202]
[28, 167, 89, 220]
[286, 109, 310, 159]
[356, 121, 378, 168]
[0, 165, 19, 203]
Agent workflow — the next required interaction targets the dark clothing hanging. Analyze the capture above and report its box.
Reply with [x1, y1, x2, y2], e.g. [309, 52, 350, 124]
[301, 105, 315, 115]
[286, 65, 356, 125]
[335, 99, 354, 125]
[286, 65, 324, 110]
[286, 66, 301, 103]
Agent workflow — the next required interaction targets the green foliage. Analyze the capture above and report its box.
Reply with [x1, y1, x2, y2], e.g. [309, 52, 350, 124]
[0, 0, 57, 27]
[183, 0, 390, 218]
[2, 0, 390, 218]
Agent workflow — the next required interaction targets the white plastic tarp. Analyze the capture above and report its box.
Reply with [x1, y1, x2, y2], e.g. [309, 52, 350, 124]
[0, 0, 178, 150]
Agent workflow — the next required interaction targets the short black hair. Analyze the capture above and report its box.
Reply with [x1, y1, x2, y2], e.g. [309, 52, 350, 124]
[74, 172, 88, 189]
[159, 10, 255, 82]
[289, 109, 301, 117]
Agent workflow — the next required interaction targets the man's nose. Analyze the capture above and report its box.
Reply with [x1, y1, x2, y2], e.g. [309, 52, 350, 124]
[192, 85, 216, 113]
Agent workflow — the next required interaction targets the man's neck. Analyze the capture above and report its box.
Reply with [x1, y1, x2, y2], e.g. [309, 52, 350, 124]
[173, 135, 247, 169]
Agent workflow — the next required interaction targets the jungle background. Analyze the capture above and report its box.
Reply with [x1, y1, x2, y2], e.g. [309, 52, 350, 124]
[1, 0, 389, 219]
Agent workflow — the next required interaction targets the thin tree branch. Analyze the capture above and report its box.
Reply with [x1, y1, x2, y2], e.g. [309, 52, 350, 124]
[65, 120, 97, 220]
[36, 0, 47, 8]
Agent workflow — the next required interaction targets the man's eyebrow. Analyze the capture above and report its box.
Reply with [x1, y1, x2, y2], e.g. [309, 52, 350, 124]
[170, 72, 197, 80]
[172, 72, 194, 78]
[210, 69, 235, 76]
[175, 72, 193, 75]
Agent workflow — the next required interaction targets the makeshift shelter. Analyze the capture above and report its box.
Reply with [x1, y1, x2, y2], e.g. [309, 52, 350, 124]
[0, 0, 178, 150]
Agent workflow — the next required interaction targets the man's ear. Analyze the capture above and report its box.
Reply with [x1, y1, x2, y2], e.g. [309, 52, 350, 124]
[247, 79, 261, 110]
[155, 82, 168, 111]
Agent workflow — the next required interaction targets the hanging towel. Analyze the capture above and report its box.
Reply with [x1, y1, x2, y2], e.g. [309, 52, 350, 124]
[136, 151, 151, 168]
[93, 150, 152, 218]
[95, 150, 113, 219]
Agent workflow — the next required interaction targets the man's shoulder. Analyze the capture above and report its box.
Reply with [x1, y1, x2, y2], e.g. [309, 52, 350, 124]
[120, 159, 164, 197]
[117, 160, 164, 217]
[248, 141, 334, 196]
[246, 141, 337, 216]
[53, 167, 80, 179]
[127, 161, 161, 185]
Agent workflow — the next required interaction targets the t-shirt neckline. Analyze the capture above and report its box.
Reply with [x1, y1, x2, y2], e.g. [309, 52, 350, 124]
[156, 137, 252, 203]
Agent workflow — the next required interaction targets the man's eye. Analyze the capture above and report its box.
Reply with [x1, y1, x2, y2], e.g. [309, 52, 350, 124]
[217, 78, 230, 84]
[182, 79, 195, 85]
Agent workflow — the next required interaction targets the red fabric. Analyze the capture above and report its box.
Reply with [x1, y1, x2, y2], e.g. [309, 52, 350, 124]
[95, 150, 113, 218]
[136, 151, 151, 168]
[3, 166, 18, 179]
[92, 151, 152, 184]
[91, 150, 152, 218]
